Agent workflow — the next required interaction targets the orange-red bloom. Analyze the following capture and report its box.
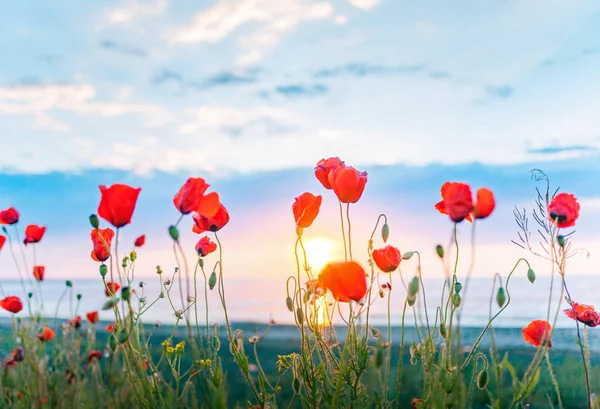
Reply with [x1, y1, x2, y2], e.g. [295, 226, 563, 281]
[0, 207, 19, 225]
[87, 350, 103, 364]
[90, 228, 115, 262]
[411, 398, 423, 409]
[69, 315, 82, 329]
[522, 320, 552, 348]
[192, 204, 230, 234]
[98, 184, 141, 228]
[37, 327, 55, 342]
[372, 245, 402, 273]
[105, 281, 121, 297]
[318, 261, 367, 303]
[134, 234, 145, 247]
[564, 302, 600, 327]
[328, 166, 368, 203]
[548, 193, 580, 228]
[105, 322, 117, 333]
[435, 182, 474, 223]
[473, 188, 495, 219]
[24, 224, 46, 245]
[0, 235, 5, 252]
[315, 157, 345, 190]
[4, 347, 24, 368]
[33, 265, 45, 281]
[293, 192, 322, 229]
[195, 236, 217, 257]
[86, 311, 99, 324]
[0, 296, 22, 314]
[174, 177, 220, 217]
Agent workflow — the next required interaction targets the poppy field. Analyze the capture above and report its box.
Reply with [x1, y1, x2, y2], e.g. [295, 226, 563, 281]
[0, 158, 595, 408]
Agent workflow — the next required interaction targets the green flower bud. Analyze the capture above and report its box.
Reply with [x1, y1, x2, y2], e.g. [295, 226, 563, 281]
[121, 287, 131, 302]
[66, 280, 73, 288]
[168, 225, 179, 241]
[440, 321, 447, 339]
[557, 235, 565, 248]
[381, 223, 390, 243]
[117, 329, 128, 344]
[407, 294, 416, 306]
[452, 293, 461, 308]
[296, 308, 304, 324]
[76, 293, 82, 301]
[27, 292, 33, 299]
[402, 251, 415, 260]
[527, 268, 536, 284]
[89, 214, 99, 229]
[436, 245, 444, 258]
[109, 335, 118, 351]
[477, 369, 489, 390]
[454, 282, 462, 294]
[208, 272, 217, 290]
[99, 264, 108, 277]
[101, 297, 120, 310]
[286, 296, 294, 312]
[496, 287, 506, 308]
[408, 276, 420, 297]
[199, 259, 204, 268]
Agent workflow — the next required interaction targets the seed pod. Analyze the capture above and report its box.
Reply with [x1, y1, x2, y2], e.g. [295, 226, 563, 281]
[527, 268, 536, 284]
[89, 214, 99, 229]
[121, 287, 131, 302]
[208, 272, 217, 290]
[381, 223, 389, 243]
[496, 287, 506, 308]
[452, 293, 461, 308]
[477, 369, 489, 390]
[409, 276, 420, 297]
[66, 280, 73, 288]
[454, 282, 462, 294]
[296, 308, 304, 324]
[168, 225, 179, 241]
[286, 296, 294, 312]
[436, 245, 444, 258]
[99, 264, 108, 277]
[557, 235, 565, 248]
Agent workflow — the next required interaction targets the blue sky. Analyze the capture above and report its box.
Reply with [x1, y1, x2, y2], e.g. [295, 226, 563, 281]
[1, 0, 600, 286]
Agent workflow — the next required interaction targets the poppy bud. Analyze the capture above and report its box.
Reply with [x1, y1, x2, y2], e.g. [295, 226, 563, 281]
[477, 369, 489, 390]
[89, 214, 99, 229]
[436, 245, 444, 258]
[66, 280, 72, 288]
[99, 264, 108, 277]
[452, 293, 461, 308]
[117, 329, 128, 344]
[527, 268, 536, 284]
[402, 251, 415, 260]
[407, 294, 416, 306]
[296, 309, 304, 324]
[454, 282, 462, 294]
[76, 294, 82, 301]
[496, 287, 506, 308]
[101, 297, 120, 310]
[557, 235, 565, 248]
[208, 272, 217, 290]
[109, 335, 118, 351]
[1, 227, 6, 234]
[381, 223, 389, 243]
[121, 287, 131, 301]
[168, 225, 179, 241]
[408, 276, 420, 297]
[440, 321, 447, 339]
[199, 259, 204, 268]
[28, 292, 33, 299]
[286, 296, 294, 312]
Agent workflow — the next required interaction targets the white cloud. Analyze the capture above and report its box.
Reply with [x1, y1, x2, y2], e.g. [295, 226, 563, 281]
[348, 0, 380, 11]
[168, 0, 334, 65]
[107, 0, 168, 23]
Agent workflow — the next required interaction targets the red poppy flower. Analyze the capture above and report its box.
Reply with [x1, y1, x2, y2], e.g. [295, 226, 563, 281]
[548, 193, 580, 228]
[105, 281, 121, 297]
[435, 182, 474, 223]
[90, 228, 115, 262]
[134, 235, 145, 247]
[37, 327, 55, 342]
[87, 350, 103, 364]
[86, 311, 99, 324]
[315, 157, 345, 190]
[23, 224, 46, 245]
[0, 235, 5, 252]
[97, 184, 141, 228]
[192, 204, 230, 234]
[69, 315, 82, 329]
[411, 398, 423, 409]
[4, 347, 24, 368]
[328, 166, 368, 203]
[372, 245, 402, 273]
[564, 302, 600, 327]
[0, 207, 19, 225]
[173, 177, 220, 217]
[33, 265, 45, 281]
[105, 322, 117, 333]
[318, 261, 367, 302]
[473, 188, 495, 219]
[522, 320, 552, 348]
[293, 192, 322, 229]
[0, 296, 22, 314]
[195, 236, 217, 257]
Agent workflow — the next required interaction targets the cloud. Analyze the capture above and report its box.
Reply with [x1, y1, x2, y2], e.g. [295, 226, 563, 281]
[314, 63, 424, 78]
[167, 0, 335, 65]
[269, 83, 328, 98]
[106, 0, 168, 23]
[484, 85, 514, 99]
[348, 0, 380, 10]
[150, 69, 260, 90]
[0, 84, 170, 131]
[99, 40, 147, 58]
[527, 145, 597, 155]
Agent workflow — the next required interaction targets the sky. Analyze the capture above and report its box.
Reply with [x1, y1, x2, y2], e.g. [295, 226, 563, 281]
[1, 0, 600, 315]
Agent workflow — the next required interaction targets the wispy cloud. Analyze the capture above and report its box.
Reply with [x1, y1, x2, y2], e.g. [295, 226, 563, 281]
[150, 69, 260, 90]
[314, 63, 424, 78]
[348, 0, 380, 10]
[106, 0, 168, 24]
[99, 40, 147, 58]
[264, 83, 328, 98]
[527, 145, 597, 155]
[167, 0, 335, 65]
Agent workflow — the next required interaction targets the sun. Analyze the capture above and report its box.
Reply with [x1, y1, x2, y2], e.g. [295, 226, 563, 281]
[302, 237, 334, 274]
